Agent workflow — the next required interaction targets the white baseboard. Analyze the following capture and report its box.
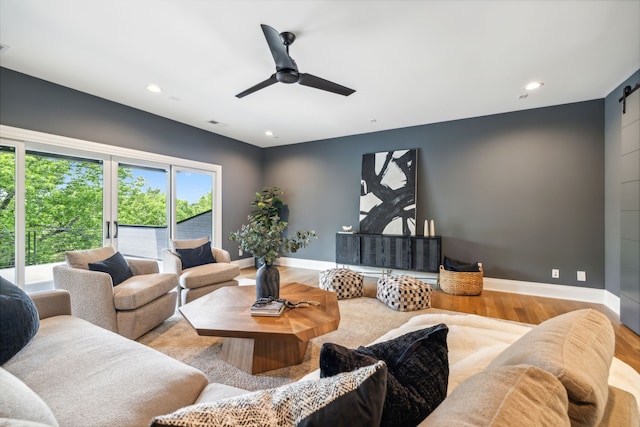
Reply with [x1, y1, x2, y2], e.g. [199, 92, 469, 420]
[482, 277, 620, 315]
[232, 258, 256, 269]
[277, 257, 335, 271]
[275, 257, 621, 315]
[604, 290, 621, 315]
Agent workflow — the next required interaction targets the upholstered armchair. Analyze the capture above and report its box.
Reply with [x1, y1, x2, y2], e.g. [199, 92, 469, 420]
[162, 237, 240, 305]
[52, 245, 178, 340]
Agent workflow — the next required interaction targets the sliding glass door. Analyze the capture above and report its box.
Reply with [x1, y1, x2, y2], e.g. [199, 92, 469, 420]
[1, 126, 222, 289]
[174, 168, 215, 241]
[116, 163, 169, 259]
[0, 144, 106, 288]
[24, 151, 104, 285]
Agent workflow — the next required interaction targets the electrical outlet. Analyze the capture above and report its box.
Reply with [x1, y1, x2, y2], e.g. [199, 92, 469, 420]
[552, 269, 560, 278]
[577, 271, 586, 282]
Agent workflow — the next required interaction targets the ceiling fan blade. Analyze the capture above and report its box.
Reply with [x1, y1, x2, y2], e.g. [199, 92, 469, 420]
[235, 74, 278, 98]
[298, 73, 356, 96]
[261, 24, 296, 71]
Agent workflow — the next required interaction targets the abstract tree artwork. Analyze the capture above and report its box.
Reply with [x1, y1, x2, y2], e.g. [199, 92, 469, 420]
[360, 149, 417, 235]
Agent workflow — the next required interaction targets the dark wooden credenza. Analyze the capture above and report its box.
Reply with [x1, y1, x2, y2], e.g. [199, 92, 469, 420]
[335, 233, 442, 273]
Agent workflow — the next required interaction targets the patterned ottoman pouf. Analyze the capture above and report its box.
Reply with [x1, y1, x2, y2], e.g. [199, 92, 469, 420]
[319, 268, 364, 300]
[377, 275, 432, 312]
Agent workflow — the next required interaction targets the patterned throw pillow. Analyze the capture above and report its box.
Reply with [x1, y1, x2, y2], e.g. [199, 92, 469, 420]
[150, 361, 387, 427]
[320, 324, 449, 427]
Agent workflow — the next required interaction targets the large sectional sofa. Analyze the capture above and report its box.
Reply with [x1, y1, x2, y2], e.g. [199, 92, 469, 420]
[2, 285, 639, 426]
[0, 288, 246, 426]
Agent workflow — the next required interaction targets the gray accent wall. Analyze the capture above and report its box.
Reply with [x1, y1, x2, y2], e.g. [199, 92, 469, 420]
[0, 68, 263, 257]
[263, 101, 605, 288]
[0, 66, 619, 291]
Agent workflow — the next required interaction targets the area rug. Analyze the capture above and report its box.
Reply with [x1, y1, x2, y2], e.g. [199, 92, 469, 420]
[138, 297, 452, 391]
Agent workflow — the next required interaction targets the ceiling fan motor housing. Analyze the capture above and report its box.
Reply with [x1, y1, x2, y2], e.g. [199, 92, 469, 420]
[276, 68, 299, 83]
[280, 31, 296, 46]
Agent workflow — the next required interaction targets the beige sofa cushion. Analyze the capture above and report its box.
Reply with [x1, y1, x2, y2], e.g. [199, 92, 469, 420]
[65, 245, 116, 270]
[0, 367, 59, 427]
[422, 364, 570, 426]
[113, 273, 178, 310]
[487, 309, 614, 427]
[3, 315, 208, 427]
[179, 263, 241, 289]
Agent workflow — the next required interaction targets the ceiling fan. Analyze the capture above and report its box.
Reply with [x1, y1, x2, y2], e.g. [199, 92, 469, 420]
[236, 24, 356, 98]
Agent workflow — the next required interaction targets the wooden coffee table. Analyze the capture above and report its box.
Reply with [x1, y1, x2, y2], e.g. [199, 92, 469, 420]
[179, 282, 340, 374]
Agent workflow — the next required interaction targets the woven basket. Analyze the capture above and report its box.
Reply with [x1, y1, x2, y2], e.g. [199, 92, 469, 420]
[438, 265, 483, 296]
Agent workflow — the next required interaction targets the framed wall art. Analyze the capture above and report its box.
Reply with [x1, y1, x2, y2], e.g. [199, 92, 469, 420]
[359, 149, 417, 235]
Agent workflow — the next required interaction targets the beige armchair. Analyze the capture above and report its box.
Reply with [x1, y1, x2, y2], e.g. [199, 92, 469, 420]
[162, 237, 240, 305]
[52, 245, 178, 340]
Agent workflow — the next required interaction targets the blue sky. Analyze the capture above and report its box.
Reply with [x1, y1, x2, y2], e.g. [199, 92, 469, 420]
[135, 169, 212, 203]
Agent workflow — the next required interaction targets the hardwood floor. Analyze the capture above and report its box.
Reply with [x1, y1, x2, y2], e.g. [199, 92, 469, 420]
[240, 266, 640, 372]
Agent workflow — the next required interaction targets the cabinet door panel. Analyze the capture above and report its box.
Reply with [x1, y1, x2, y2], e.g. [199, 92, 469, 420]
[412, 236, 441, 272]
[381, 235, 411, 269]
[335, 234, 359, 265]
[360, 234, 384, 267]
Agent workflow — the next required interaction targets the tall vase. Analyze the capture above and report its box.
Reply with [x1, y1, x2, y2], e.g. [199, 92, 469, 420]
[255, 263, 280, 299]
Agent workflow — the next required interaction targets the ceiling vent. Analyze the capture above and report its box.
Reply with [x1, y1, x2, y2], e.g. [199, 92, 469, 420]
[207, 119, 228, 127]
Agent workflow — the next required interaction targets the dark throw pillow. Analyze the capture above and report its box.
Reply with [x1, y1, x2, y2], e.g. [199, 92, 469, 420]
[0, 277, 40, 365]
[443, 256, 480, 272]
[88, 251, 134, 286]
[175, 241, 216, 270]
[320, 323, 449, 427]
[151, 361, 388, 427]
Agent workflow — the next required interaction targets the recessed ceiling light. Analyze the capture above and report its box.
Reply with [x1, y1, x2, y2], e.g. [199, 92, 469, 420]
[525, 81, 544, 91]
[265, 130, 274, 137]
[147, 84, 162, 93]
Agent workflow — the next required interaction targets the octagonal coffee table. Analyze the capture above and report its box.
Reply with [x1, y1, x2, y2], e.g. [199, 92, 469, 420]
[179, 282, 340, 374]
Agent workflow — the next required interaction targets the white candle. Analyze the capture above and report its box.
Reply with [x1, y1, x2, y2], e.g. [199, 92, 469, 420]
[430, 220, 435, 237]
[424, 220, 430, 237]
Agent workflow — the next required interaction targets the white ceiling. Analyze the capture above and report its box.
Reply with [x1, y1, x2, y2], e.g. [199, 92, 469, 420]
[1, 1, 639, 148]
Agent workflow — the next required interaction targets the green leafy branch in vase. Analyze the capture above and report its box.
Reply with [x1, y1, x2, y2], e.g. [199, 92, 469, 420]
[229, 187, 318, 266]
